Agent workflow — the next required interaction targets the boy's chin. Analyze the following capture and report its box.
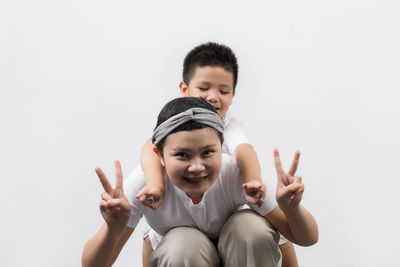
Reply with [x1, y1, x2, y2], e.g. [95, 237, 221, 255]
[217, 110, 227, 118]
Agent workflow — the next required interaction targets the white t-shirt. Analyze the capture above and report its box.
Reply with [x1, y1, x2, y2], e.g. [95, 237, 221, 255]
[124, 154, 277, 248]
[222, 111, 251, 155]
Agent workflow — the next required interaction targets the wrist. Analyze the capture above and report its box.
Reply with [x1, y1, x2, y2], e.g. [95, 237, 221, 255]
[147, 183, 165, 192]
[105, 223, 126, 239]
[244, 175, 262, 183]
[279, 204, 301, 218]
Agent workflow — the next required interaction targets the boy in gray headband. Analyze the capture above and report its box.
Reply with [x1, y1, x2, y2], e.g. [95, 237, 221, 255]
[82, 97, 318, 267]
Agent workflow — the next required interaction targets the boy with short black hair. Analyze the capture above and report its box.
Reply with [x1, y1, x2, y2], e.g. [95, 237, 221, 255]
[138, 42, 299, 266]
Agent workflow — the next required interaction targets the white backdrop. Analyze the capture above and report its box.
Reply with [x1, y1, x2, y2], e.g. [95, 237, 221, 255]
[1, 0, 400, 266]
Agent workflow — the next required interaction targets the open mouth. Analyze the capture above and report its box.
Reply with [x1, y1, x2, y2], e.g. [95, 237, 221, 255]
[183, 175, 208, 184]
[210, 105, 220, 111]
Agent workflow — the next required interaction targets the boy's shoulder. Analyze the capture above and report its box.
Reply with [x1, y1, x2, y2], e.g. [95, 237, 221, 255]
[221, 153, 237, 165]
[223, 111, 246, 131]
[222, 112, 251, 155]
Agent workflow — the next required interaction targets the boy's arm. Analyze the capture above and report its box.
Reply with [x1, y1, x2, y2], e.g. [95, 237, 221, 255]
[235, 144, 262, 182]
[235, 143, 266, 206]
[265, 149, 318, 246]
[136, 138, 165, 210]
[82, 225, 133, 267]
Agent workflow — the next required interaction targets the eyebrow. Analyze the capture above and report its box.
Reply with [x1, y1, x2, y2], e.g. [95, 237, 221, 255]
[196, 81, 232, 90]
[171, 144, 217, 151]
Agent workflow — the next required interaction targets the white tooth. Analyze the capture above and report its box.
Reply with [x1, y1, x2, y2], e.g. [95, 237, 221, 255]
[190, 176, 205, 182]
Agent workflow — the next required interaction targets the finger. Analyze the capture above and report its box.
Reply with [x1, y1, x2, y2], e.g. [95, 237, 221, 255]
[114, 160, 123, 190]
[95, 167, 113, 193]
[286, 183, 304, 194]
[278, 186, 292, 199]
[251, 187, 263, 200]
[139, 195, 154, 208]
[145, 193, 156, 204]
[245, 196, 258, 204]
[288, 175, 294, 184]
[138, 194, 147, 203]
[244, 189, 260, 199]
[99, 200, 108, 212]
[106, 198, 130, 212]
[243, 183, 260, 191]
[288, 150, 301, 176]
[101, 192, 112, 201]
[292, 178, 305, 198]
[290, 187, 304, 201]
[257, 185, 266, 199]
[273, 149, 286, 177]
[139, 195, 157, 209]
[257, 199, 264, 208]
[136, 186, 149, 199]
[294, 176, 302, 184]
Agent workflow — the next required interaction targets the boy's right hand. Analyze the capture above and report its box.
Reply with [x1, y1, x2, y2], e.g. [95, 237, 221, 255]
[136, 186, 165, 210]
[95, 160, 131, 232]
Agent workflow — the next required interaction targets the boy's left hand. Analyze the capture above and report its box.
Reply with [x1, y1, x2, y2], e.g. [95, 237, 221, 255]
[243, 181, 266, 207]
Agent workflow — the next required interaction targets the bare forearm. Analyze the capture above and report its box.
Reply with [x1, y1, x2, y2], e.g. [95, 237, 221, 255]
[284, 206, 318, 246]
[279, 242, 299, 267]
[82, 224, 123, 267]
[266, 206, 318, 247]
[235, 144, 262, 182]
[141, 138, 164, 188]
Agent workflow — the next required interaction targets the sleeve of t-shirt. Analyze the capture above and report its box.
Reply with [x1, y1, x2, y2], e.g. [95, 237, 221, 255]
[123, 165, 146, 229]
[221, 155, 277, 216]
[223, 113, 252, 155]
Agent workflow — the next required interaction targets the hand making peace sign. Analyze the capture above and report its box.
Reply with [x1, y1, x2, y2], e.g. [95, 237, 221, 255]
[95, 160, 131, 231]
[274, 149, 305, 211]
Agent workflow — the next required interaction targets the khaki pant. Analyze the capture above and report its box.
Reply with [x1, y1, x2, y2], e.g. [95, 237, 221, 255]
[150, 210, 281, 267]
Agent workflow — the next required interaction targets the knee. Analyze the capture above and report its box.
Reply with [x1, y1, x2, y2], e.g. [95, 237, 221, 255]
[220, 210, 279, 248]
[150, 227, 219, 267]
[218, 211, 281, 266]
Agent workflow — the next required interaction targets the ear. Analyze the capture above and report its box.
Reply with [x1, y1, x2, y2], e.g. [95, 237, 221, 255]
[153, 146, 165, 167]
[179, 81, 189, 97]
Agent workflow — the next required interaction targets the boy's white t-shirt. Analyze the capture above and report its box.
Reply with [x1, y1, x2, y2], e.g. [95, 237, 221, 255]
[124, 155, 277, 249]
[221, 111, 251, 155]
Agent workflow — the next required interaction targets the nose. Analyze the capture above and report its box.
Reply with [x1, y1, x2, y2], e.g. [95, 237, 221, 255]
[187, 158, 206, 173]
[206, 90, 218, 104]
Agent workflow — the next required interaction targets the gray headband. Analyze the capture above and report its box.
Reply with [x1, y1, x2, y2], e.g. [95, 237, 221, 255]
[152, 107, 224, 146]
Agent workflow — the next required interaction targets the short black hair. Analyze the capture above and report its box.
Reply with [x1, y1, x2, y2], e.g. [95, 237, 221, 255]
[153, 97, 224, 153]
[183, 42, 238, 90]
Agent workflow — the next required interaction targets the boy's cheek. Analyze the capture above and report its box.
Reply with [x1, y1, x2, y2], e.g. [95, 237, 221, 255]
[188, 88, 203, 98]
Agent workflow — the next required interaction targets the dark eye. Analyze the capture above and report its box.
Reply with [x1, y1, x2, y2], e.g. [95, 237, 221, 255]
[220, 90, 229, 95]
[203, 149, 215, 157]
[175, 152, 189, 159]
[198, 87, 209, 91]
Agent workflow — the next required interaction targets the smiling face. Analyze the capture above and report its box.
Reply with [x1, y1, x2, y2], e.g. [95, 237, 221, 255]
[158, 127, 222, 204]
[180, 66, 235, 118]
